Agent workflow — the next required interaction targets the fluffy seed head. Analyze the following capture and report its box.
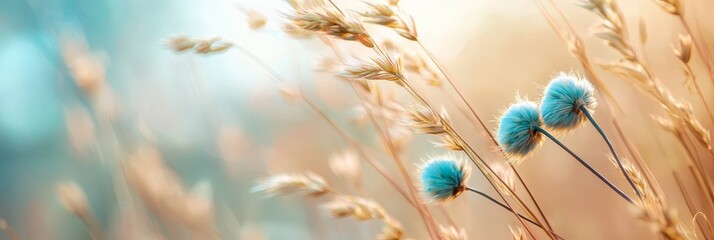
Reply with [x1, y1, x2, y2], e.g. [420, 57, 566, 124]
[539, 73, 597, 131]
[496, 99, 544, 162]
[418, 156, 470, 204]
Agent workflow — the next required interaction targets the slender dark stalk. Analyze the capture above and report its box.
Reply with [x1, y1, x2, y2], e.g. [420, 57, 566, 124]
[579, 105, 641, 199]
[533, 126, 635, 204]
[466, 187, 565, 240]
[416, 40, 556, 235]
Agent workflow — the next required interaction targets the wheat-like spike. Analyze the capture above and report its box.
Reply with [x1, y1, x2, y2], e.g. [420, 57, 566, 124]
[582, 0, 711, 150]
[607, 156, 689, 239]
[252, 172, 330, 197]
[165, 36, 233, 54]
[653, 0, 681, 15]
[287, 2, 373, 47]
[378, 220, 406, 240]
[673, 34, 692, 64]
[439, 225, 468, 240]
[338, 54, 403, 82]
[323, 196, 405, 239]
[436, 134, 464, 151]
[405, 103, 446, 135]
[360, 1, 417, 40]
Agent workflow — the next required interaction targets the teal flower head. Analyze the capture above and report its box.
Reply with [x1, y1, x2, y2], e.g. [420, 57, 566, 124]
[418, 156, 470, 204]
[539, 73, 597, 131]
[496, 99, 544, 163]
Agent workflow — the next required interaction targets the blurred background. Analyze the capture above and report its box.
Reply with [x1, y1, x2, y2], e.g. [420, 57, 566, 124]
[1, 0, 713, 239]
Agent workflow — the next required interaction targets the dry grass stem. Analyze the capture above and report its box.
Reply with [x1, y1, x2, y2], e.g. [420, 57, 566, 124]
[580, 0, 711, 150]
[439, 225, 467, 240]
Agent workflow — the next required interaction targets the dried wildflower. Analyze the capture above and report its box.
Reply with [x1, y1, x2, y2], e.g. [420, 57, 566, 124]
[252, 172, 330, 197]
[418, 156, 470, 204]
[329, 150, 361, 185]
[287, 3, 373, 47]
[57, 181, 89, 217]
[165, 36, 233, 54]
[339, 56, 403, 81]
[439, 225, 467, 240]
[539, 72, 597, 131]
[360, 2, 417, 40]
[496, 99, 544, 162]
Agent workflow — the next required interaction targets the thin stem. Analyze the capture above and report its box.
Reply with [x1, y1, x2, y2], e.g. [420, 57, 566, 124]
[579, 106, 641, 199]
[416, 39, 556, 235]
[400, 81, 543, 239]
[534, 126, 635, 204]
[232, 43, 421, 208]
[465, 188, 565, 240]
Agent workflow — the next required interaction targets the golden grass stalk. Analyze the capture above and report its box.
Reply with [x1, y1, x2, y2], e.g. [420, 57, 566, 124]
[286, 1, 373, 47]
[369, 2, 556, 233]
[324, 196, 405, 240]
[359, 1, 417, 41]
[312, 16, 442, 236]
[671, 33, 714, 130]
[252, 173, 330, 197]
[579, 0, 711, 151]
[652, 0, 714, 88]
[346, 49, 550, 239]
[257, 172, 407, 239]
[339, 56, 403, 82]
[209, 40, 422, 211]
[607, 156, 689, 239]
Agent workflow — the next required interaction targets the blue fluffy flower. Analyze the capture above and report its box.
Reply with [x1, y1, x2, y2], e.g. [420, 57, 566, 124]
[418, 157, 470, 203]
[496, 100, 543, 162]
[539, 73, 597, 131]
